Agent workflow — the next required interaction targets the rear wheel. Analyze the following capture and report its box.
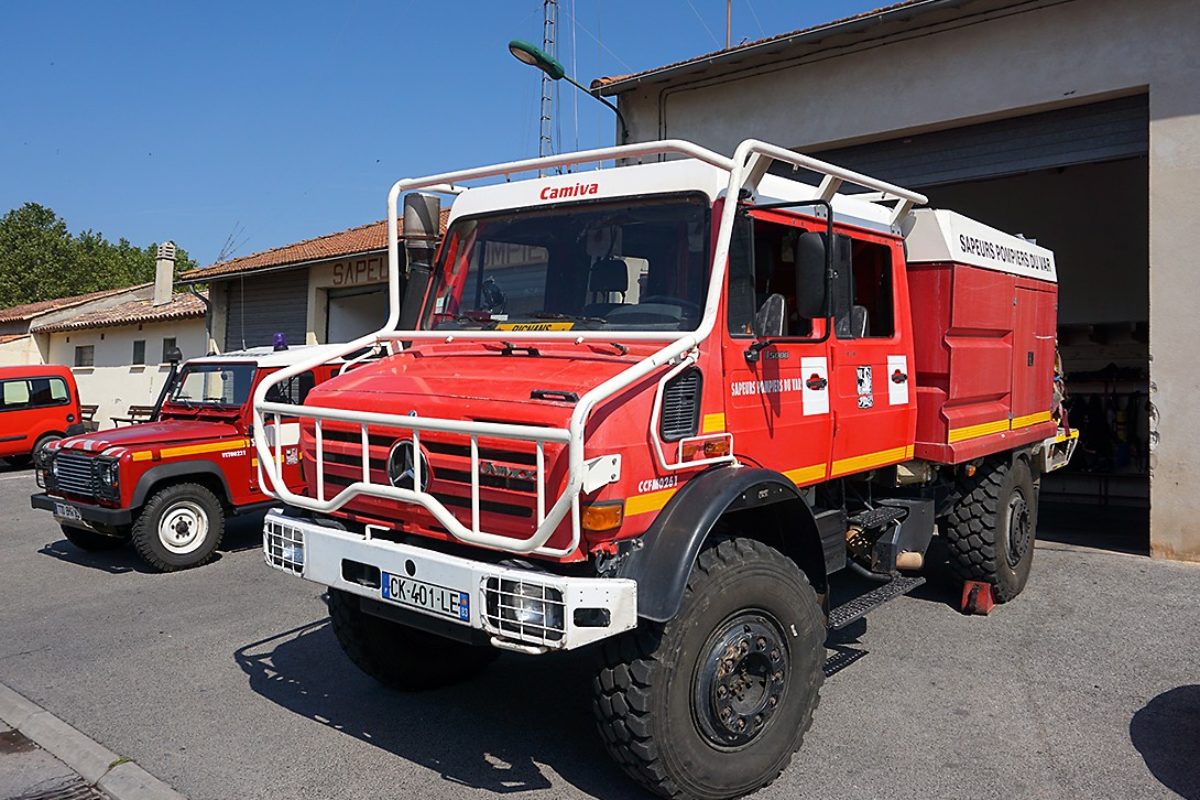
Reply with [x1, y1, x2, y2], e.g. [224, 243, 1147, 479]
[327, 589, 497, 690]
[131, 483, 224, 572]
[592, 538, 825, 800]
[943, 457, 1039, 602]
[32, 434, 62, 463]
[61, 524, 127, 551]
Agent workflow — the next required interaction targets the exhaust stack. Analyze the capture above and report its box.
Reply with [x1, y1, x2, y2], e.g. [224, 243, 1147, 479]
[398, 193, 441, 330]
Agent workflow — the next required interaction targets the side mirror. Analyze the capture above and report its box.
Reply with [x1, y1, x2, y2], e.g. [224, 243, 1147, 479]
[753, 293, 786, 339]
[794, 233, 827, 320]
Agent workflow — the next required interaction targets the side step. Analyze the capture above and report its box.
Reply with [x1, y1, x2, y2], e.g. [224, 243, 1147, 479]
[827, 575, 926, 630]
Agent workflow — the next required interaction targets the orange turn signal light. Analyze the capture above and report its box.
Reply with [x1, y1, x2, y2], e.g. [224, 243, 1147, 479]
[681, 438, 731, 462]
[581, 501, 624, 532]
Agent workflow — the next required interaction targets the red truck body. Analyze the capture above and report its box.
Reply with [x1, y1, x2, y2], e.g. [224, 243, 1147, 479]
[254, 139, 1077, 800]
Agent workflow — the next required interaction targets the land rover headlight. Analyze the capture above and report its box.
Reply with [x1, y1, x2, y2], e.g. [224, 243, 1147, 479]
[94, 457, 120, 498]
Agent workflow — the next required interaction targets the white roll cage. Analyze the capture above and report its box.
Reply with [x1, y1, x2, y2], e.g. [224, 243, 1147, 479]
[252, 138, 927, 558]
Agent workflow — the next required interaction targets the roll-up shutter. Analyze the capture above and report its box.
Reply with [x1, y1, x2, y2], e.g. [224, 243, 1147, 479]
[223, 269, 309, 351]
[792, 95, 1148, 190]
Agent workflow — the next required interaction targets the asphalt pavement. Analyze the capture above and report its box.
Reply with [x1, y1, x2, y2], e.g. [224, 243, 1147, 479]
[1, 462, 1197, 800]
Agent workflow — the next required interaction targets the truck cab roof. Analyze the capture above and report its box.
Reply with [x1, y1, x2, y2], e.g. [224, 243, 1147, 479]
[185, 343, 351, 369]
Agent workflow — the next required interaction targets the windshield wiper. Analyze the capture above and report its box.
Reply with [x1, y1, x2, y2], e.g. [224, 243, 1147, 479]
[527, 311, 607, 324]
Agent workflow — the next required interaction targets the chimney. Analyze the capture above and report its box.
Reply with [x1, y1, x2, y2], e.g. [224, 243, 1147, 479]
[153, 241, 176, 306]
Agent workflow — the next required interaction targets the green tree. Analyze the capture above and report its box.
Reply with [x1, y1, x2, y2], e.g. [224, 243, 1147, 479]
[0, 203, 198, 308]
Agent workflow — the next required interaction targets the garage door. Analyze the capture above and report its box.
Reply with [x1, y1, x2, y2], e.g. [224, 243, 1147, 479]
[802, 95, 1148, 188]
[224, 270, 309, 351]
[326, 286, 388, 343]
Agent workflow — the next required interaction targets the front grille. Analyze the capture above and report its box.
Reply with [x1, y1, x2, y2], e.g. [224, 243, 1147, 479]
[264, 516, 305, 575]
[660, 369, 701, 441]
[307, 424, 553, 534]
[53, 451, 96, 497]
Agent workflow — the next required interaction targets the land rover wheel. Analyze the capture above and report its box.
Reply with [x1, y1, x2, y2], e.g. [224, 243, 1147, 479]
[592, 538, 825, 800]
[327, 589, 497, 690]
[131, 483, 224, 572]
[61, 524, 127, 551]
[943, 457, 1039, 602]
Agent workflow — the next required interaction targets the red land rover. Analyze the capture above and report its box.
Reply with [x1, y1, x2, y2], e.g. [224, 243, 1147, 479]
[31, 345, 345, 571]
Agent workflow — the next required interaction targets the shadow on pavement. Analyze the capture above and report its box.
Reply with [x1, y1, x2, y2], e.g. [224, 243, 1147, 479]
[234, 619, 649, 799]
[37, 539, 149, 574]
[1130, 685, 1200, 800]
[1037, 501, 1148, 556]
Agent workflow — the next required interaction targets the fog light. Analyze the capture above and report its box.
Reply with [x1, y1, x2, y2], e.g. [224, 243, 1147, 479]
[281, 543, 305, 567]
[488, 578, 564, 641]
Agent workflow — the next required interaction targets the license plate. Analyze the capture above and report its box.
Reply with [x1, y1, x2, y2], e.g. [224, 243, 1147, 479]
[54, 502, 82, 521]
[381, 571, 470, 623]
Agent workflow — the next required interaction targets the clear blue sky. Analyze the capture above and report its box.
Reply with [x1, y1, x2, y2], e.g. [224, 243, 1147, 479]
[1, 1, 882, 267]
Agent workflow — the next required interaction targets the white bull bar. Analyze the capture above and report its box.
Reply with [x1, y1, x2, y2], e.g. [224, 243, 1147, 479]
[252, 138, 927, 558]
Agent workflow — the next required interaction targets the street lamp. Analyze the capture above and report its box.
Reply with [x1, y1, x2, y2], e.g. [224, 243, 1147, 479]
[507, 39, 629, 143]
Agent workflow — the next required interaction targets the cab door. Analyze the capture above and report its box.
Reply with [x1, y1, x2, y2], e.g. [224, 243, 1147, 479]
[827, 234, 916, 478]
[721, 209, 833, 488]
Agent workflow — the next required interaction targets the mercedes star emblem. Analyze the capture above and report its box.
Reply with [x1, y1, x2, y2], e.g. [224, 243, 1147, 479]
[387, 440, 431, 492]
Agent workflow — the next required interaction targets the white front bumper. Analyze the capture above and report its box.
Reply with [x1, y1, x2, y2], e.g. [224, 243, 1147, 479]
[263, 510, 638, 653]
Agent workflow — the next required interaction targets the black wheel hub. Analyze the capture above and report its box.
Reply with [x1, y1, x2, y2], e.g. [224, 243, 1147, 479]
[694, 614, 787, 748]
[1006, 491, 1033, 567]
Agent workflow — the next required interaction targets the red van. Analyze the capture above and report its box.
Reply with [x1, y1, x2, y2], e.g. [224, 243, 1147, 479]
[0, 365, 83, 467]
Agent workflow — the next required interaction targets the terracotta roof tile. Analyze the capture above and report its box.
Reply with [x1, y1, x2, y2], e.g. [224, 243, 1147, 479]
[592, 0, 930, 91]
[182, 210, 451, 282]
[31, 291, 208, 334]
[0, 334, 29, 345]
[0, 284, 146, 324]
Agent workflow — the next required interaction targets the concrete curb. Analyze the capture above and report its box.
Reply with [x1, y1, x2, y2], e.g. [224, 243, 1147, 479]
[0, 681, 187, 800]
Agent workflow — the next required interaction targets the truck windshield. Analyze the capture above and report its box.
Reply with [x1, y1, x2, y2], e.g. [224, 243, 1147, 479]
[425, 195, 710, 332]
[168, 364, 256, 407]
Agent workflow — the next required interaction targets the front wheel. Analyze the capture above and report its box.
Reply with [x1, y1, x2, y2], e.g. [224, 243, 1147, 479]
[327, 589, 497, 690]
[593, 538, 825, 800]
[131, 483, 225, 572]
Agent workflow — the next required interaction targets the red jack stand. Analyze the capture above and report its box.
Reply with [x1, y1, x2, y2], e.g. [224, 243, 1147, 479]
[961, 581, 996, 615]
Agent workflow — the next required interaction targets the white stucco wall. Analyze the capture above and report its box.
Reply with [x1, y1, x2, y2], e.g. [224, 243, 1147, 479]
[45, 319, 207, 428]
[0, 336, 42, 367]
[612, 0, 1200, 560]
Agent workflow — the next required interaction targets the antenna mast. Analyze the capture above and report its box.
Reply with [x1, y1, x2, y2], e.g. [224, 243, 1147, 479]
[539, 0, 559, 169]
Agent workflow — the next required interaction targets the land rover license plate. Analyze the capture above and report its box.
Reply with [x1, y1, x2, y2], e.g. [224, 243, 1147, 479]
[381, 571, 470, 623]
[54, 502, 82, 522]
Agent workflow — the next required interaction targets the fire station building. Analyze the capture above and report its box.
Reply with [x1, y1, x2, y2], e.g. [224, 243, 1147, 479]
[597, 0, 1198, 561]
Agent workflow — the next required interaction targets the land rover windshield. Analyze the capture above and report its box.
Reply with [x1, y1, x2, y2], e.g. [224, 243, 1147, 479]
[424, 195, 710, 332]
[168, 363, 256, 408]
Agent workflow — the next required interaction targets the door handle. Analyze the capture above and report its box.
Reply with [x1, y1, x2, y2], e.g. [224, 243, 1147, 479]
[891, 370, 908, 384]
[806, 374, 828, 391]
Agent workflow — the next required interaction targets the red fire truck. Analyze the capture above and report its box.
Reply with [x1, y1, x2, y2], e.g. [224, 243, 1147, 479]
[255, 139, 1076, 799]
[31, 345, 344, 571]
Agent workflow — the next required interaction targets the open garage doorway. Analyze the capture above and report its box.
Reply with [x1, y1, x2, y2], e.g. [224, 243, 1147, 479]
[326, 286, 388, 344]
[926, 159, 1150, 553]
[808, 96, 1151, 553]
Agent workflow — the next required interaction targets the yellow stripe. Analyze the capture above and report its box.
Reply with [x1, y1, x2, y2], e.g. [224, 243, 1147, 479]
[1011, 410, 1052, 430]
[1054, 429, 1080, 444]
[831, 445, 911, 477]
[130, 439, 251, 462]
[783, 463, 826, 485]
[947, 419, 1009, 444]
[701, 413, 726, 433]
[905, 444, 915, 459]
[626, 487, 678, 516]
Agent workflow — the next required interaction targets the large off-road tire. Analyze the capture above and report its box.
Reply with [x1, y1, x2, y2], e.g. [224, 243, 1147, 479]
[943, 457, 1039, 603]
[131, 483, 225, 572]
[327, 589, 498, 691]
[61, 524, 127, 551]
[592, 538, 825, 800]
